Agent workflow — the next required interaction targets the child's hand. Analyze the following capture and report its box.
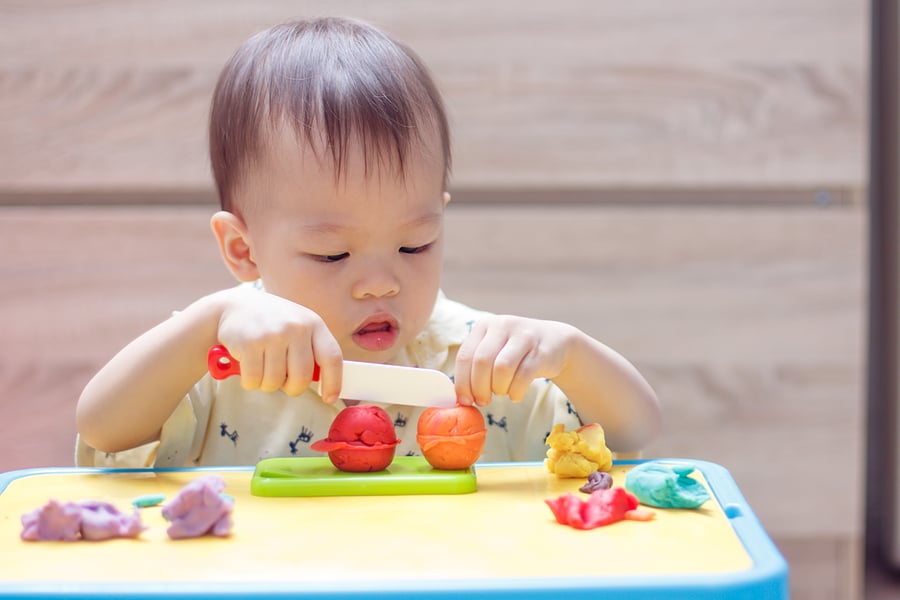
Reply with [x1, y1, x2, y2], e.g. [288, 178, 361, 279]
[216, 288, 343, 402]
[454, 315, 576, 406]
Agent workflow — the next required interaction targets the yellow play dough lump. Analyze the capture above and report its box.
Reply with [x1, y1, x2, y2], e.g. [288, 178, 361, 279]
[545, 423, 613, 478]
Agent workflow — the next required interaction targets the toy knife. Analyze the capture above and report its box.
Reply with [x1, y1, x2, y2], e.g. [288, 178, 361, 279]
[207, 345, 457, 408]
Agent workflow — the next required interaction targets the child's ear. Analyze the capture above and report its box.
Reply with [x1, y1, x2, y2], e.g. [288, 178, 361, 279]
[442, 191, 451, 207]
[210, 211, 260, 282]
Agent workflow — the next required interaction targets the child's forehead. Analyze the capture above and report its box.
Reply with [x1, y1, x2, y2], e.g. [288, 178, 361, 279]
[258, 119, 446, 186]
[233, 121, 445, 219]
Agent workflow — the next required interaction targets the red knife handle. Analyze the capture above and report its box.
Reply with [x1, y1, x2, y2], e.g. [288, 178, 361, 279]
[207, 345, 321, 382]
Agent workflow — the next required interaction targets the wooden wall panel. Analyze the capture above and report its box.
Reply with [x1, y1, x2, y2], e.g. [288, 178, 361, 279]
[0, 0, 866, 195]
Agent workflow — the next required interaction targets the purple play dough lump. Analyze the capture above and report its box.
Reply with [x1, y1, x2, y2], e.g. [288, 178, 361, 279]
[20, 500, 82, 541]
[579, 470, 614, 493]
[21, 500, 145, 542]
[78, 501, 146, 540]
[161, 475, 234, 539]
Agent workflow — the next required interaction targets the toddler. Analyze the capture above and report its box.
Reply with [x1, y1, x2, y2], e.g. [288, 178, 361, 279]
[76, 17, 661, 467]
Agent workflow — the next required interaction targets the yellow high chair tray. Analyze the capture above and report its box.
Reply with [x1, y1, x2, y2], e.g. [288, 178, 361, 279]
[0, 459, 787, 599]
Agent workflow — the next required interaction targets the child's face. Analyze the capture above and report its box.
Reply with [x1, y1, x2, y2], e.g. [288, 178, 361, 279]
[232, 126, 448, 364]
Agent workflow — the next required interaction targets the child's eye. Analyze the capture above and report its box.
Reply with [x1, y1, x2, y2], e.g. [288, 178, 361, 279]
[399, 243, 432, 255]
[313, 252, 349, 263]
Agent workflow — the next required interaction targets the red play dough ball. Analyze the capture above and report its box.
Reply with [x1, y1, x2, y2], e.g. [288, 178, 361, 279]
[325, 445, 398, 473]
[416, 405, 486, 470]
[310, 405, 400, 472]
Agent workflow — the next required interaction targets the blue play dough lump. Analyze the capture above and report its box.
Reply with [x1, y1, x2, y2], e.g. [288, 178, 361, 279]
[624, 462, 711, 509]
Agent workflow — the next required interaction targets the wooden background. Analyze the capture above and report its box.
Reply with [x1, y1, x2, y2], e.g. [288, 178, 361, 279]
[0, 1, 868, 599]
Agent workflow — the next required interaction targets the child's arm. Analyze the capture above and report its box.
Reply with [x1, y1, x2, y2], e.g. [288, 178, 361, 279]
[76, 286, 343, 454]
[453, 315, 661, 452]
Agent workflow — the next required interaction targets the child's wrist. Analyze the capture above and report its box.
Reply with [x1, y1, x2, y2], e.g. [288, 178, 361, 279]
[181, 289, 235, 347]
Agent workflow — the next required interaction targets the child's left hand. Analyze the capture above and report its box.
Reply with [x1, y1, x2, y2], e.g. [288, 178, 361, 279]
[454, 315, 576, 406]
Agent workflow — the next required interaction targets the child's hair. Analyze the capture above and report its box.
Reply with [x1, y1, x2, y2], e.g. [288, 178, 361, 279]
[209, 17, 452, 213]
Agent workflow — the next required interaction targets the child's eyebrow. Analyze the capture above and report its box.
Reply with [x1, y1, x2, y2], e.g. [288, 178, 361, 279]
[299, 212, 443, 236]
[400, 212, 444, 230]
[295, 222, 349, 236]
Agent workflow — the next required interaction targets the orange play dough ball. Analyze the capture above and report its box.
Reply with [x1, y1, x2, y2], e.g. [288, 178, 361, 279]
[416, 405, 486, 470]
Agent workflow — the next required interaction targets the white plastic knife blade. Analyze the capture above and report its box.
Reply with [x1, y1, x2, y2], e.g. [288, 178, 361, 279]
[316, 360, 457, 408]
[207, 346, 455, 408]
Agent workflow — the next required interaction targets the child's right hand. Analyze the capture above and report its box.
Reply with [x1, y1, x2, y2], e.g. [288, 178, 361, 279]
[215, 287, 343, 403]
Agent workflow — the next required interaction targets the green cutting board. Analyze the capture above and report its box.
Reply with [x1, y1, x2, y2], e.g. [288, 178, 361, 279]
[251, 455, 477, 497]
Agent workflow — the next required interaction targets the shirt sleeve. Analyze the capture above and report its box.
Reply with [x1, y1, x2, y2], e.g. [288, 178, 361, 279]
[75, 435, 161, 468]
[73, 377, 212, 468]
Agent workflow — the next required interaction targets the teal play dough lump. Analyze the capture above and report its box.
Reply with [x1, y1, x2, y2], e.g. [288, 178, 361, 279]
[624, 462, 711, 509]
[131, 494, 166, 508]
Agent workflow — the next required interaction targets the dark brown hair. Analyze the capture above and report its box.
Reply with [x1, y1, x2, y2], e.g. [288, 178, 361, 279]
[209, 17, 451, 212]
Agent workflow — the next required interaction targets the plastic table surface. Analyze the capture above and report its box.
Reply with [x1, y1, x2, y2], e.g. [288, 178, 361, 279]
[0, 459, 788, 600]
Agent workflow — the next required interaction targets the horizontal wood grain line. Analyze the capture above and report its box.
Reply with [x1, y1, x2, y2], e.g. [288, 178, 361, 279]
[0, 0, 864, 65]
[0, 186, 861, 207]
[0, 60, 865, 189]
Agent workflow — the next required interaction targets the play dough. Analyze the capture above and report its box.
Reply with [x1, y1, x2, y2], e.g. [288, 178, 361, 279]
[311, 405, 400, 472]
[131, 493, 166, 508]
[21, 500, 145, 541]
[545, 487, 654, 530]
[545, 423, 613, 478]
[416, 405, 487, 469]
[624, 462, 711, 509]
[162, 475, 234, 539]
[579, 470, 613, 493]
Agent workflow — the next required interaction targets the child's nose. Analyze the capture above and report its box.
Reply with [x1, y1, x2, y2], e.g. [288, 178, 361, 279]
[351, 261, 400, 299]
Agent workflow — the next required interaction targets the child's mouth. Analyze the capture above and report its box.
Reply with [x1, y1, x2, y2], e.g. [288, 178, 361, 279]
[352, 319, 399, 352]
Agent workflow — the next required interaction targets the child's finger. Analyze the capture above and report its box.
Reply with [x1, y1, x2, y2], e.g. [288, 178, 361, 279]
[259, 346, 288, 392]
[507, 349, 540, 402]
[312, 328, 343, 404]
[490, 337, 532, 398]
[316, 358, 342, 404]
[468, 330, 509, 406]
[282, 345, 313, 396]
[237, 349, 264, 391]
[453, 326, 485, 406]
